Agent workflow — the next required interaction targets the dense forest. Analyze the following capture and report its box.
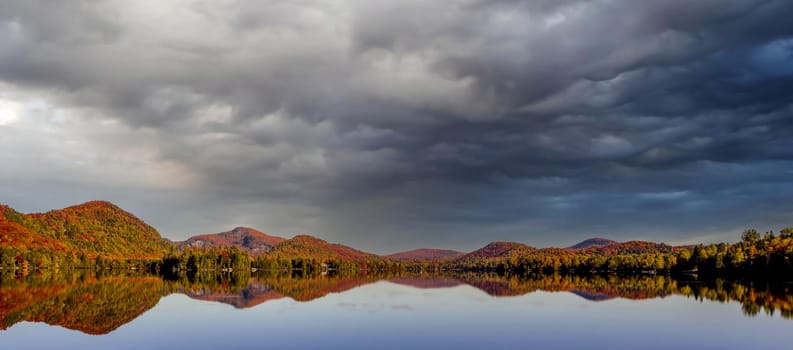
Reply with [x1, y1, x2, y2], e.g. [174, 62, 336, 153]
[445, 229, 793, 278]
[1, 201, 792, 280]
[0, 201, 171, 271]
[4, 228, 792, 281]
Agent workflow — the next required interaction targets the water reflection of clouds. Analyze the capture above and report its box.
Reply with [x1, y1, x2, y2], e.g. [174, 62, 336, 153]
[529, 301, 545, 308]
[391, 304, 414, 311]
[337, 302, 358, 311]
[2, 274, 793, 350]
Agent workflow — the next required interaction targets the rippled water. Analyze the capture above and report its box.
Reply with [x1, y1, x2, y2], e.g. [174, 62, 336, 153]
[1, 272, 791, 350]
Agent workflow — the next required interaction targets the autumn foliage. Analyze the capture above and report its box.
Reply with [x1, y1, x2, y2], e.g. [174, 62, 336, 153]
[1, 200, 792, 281]
[176, 227, 285, 256]
[1, 201, 171, 264]
[2, 270, 792, 336]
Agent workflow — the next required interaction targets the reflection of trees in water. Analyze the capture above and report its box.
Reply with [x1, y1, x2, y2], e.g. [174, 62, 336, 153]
[166, 270, 382, 306]
[0, 270, 164, 334]
[1, 271, 791, 335]
[678, 279, 793, 319]
[0, 270, 386, 334]
[452, 273, 793, 319]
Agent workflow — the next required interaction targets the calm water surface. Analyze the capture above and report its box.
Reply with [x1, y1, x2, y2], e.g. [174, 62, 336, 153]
[1, 272, 791, 350]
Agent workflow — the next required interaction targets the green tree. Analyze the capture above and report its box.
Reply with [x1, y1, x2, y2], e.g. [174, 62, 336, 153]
[742, 229, 760, 244]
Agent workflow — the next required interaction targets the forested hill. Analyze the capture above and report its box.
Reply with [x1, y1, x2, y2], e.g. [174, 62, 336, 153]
[2, 200, 792, 279]
[1, 201, 172, 259]
[568, 238, 617, 250]
[268, 235, 379, 261]
[458, 242, 536, 261]
[177, 227, 285, 255]
[386, 249, 465, 261]
[1, 206, 67, 252]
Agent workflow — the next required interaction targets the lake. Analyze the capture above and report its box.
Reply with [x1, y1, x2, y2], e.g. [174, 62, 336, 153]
[1, 272, 792, 350]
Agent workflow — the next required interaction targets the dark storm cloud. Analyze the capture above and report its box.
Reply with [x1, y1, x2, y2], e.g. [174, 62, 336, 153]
[1, 0, 792, 252]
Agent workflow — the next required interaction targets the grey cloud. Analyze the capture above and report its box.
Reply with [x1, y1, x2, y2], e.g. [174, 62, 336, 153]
[1, 0, 792, 252]
[0, 0, 120, 45]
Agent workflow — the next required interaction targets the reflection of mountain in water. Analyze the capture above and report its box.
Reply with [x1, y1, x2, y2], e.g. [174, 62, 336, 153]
[0, 271, 383, 334]
[180, 275, 379, 307]
[452, 273, 679, 301]
[387, 277, 463, 289]
[568, 290, 616, 302]
[184, 282, 284, 309]
[2, 272, 792, 335]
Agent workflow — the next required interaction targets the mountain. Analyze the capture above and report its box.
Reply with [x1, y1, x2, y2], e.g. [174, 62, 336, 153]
[566, 238, 673, 255]
[0, 206, 68, 251]
[0, 201, 171, 259]
[568, 238, 617, 250]
[459, 241, 535, 260]
[569, 290, 617, 302]
[177, 227, 285, 255]
[388, 277, 463, 289]
[582, 240, 673, 255]
[386, 249, 464, 261]
[269, 235, 379, 261]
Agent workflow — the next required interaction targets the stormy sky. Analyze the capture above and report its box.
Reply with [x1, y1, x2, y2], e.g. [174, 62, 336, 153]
[1, 0, 792, 253]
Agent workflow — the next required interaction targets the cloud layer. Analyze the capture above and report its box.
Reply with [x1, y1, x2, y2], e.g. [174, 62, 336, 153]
[1, 0, 793, 252]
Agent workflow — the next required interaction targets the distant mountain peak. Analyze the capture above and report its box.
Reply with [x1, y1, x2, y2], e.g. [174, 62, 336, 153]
[485, 241, 527, 248]
[587, 240, 673, 255]
[386, 249, 464, 261]
[62, 200, 124, 212]
[178, 227, 285, 255]
[270, 234, 378, 261]
[54, 200, 147, 224]
[460, 241, 535, 260]
[568, 238, 617, 250]
[73, 200, 117, 207]
[291, 234, 324, 242]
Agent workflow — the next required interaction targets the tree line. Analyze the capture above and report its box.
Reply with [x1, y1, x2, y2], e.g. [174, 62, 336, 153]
[2, 228, 793, 279]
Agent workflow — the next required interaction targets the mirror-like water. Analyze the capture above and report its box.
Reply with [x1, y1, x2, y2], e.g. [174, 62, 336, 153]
[1, 272, 792, 350]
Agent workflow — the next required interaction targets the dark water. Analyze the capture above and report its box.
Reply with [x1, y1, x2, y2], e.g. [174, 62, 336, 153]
[1, 272, 792, 350]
